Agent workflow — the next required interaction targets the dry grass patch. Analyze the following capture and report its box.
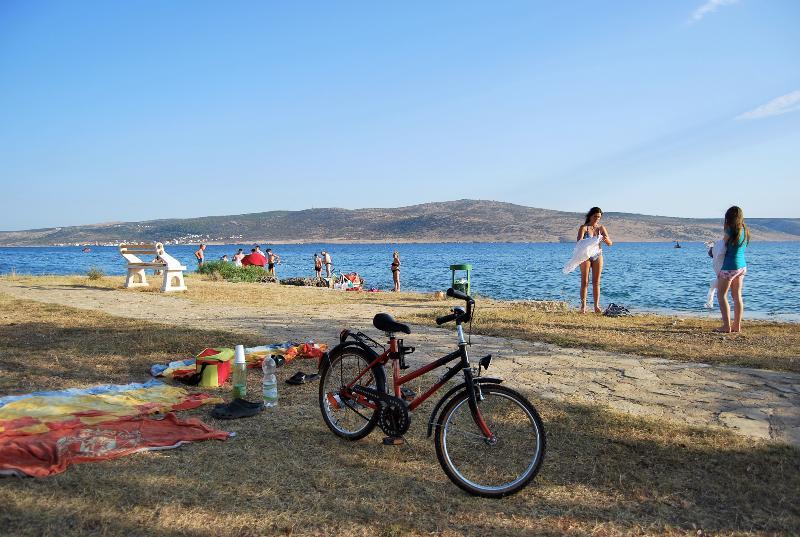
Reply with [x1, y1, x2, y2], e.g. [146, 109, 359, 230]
[410, 303, 800, 372]
[1, 295, 798, 536]
[3, 273, 446, 311]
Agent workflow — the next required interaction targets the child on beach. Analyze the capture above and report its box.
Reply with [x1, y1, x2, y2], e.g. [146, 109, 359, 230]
[266, 249, 280, 277]
[715, 206, 750, 333]
[314, 253, 322, 278]
[194, 244, 206, 267]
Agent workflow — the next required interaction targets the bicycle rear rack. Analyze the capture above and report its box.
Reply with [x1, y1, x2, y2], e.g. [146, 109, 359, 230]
[352, 331, 385, 352]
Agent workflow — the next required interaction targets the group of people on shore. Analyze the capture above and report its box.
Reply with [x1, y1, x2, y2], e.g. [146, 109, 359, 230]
[194, 245, 403, 291]
[195, 244, 282, 277]
[575, 205, 749, 333]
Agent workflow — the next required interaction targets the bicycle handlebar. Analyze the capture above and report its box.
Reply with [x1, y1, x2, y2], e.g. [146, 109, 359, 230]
[446, 287, 474, 303]
[436, 312, 459, 325]
[435, 289, 475, 325]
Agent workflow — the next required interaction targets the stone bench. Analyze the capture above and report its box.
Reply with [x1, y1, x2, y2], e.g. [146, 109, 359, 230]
[119, 242, 186, 292]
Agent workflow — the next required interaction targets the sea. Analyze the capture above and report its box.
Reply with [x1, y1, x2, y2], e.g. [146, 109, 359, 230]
[1, 242, 798, 320]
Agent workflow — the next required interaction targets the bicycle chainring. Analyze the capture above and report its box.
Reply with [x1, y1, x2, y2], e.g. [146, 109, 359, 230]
[377, 396, 410, 437]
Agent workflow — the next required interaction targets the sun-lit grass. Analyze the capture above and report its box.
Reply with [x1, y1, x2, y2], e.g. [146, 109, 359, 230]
[409, 302, 800, 372]
[1, 293, 798, 536]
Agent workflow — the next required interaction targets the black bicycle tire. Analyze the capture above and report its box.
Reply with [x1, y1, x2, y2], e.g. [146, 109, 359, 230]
[434, 384, 546, 498]
[318, 346, 386, 440]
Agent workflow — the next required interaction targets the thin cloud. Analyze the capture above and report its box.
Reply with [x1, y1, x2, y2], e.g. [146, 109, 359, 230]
[736, 90, 800, 120]
[688, 0, 739, 24]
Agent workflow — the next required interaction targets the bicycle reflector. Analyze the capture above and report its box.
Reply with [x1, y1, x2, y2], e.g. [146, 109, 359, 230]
[326, 392, 341, 410]
[479, 354, 492, 371]
[339, 329, 350, 342]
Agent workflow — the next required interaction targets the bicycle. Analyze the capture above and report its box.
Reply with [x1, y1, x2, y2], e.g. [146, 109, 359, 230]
[318, 288, 546, 498]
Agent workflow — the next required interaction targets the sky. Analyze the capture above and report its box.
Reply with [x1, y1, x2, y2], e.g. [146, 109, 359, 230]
[1, 1, 798, 230]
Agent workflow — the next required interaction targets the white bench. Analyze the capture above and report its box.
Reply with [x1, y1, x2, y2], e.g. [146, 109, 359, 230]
[119, 242, 187, 292]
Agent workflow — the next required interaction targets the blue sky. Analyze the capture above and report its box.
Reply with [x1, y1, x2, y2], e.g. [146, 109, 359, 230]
[1, 1, 798, 230]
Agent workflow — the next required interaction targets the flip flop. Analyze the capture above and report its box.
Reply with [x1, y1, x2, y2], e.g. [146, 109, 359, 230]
[210, 398, 264, 419]
[286, 372, 320, 385]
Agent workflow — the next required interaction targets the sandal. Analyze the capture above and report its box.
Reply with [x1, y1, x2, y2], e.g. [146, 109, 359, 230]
[286, 371, 320, 385]
[210, 398, 264, 419]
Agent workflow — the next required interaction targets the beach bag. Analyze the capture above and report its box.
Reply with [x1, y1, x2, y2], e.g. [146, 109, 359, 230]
[195, 348, 235, 387]
[603, 303, 631, 317]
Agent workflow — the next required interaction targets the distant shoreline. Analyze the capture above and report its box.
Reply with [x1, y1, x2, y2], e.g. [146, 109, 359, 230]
[2, 200, 798, 246]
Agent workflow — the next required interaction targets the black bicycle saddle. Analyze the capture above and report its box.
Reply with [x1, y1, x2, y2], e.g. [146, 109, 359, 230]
[373, 313, 411, 335]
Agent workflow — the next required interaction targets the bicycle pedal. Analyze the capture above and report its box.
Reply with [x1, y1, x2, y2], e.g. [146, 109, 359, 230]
[382, 436, 405, 446]
[400, 386, 416, 401]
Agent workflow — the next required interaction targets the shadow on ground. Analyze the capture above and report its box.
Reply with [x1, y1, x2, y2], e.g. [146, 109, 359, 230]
[1, 297, 799, 536]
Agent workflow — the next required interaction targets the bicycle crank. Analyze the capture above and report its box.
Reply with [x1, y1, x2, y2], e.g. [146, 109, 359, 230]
[351, 385, 411, 437]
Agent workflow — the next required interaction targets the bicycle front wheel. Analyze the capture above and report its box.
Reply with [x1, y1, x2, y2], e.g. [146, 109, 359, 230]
[434, 384, 545, 498]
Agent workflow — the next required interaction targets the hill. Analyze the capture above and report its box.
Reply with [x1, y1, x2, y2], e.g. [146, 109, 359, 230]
[0, 200, 797, 246]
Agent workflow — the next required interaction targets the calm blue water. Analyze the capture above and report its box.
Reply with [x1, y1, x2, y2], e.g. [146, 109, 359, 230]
[1, 243, 798, 319]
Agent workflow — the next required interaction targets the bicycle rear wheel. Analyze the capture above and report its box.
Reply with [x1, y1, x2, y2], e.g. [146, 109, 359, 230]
[319, 347, 386, 440]
[434, 384, 545, 498]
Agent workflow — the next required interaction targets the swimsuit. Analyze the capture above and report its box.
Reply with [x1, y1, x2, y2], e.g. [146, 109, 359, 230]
[583, 229, 602, 261]
[721, 228, 747, 271]
[718, 267, 747, 281]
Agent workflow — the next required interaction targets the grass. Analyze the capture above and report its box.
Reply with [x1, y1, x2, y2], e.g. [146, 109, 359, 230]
[86, 267, 105, 280]
[3, 273, 446, 309]
[0, 293, 799, 536]
[4, 274, 799, 372]
[197, 260, 277, 283]
[408, 303, 800, 372]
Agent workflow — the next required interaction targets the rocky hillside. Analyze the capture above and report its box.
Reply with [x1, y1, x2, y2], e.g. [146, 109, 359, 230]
[0, 200, 797, 245]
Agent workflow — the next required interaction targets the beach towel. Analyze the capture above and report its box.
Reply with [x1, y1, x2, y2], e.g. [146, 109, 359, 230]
[0, 380, 221, 436]
[705, 239, 726, 308]
[563, 236, 602, 274]
[0, 413, 230, 477]
[0, 381, 226, 477]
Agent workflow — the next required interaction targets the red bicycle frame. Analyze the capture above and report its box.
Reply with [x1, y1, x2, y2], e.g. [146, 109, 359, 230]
[341, 334, 494, 438]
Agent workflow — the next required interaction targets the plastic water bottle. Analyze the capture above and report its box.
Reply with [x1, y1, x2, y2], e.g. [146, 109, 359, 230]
[262, 356, 278, 408]
[231, 345, 247, 399]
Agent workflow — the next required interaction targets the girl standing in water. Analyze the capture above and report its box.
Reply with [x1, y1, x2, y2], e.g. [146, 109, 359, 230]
[716, 206, 750, 333]
[577, 207, 613, 313]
